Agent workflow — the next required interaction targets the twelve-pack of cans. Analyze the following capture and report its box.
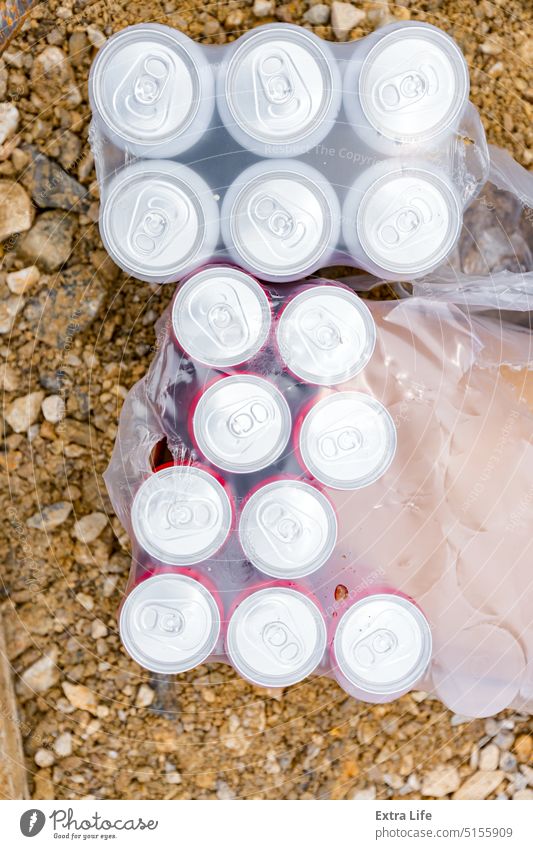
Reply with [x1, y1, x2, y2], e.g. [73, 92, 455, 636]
[89, 21, 489, 285]
[111, 265, 433, 702]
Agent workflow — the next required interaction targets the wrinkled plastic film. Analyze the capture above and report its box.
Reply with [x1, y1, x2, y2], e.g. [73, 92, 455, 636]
[104, 279, 533, 716]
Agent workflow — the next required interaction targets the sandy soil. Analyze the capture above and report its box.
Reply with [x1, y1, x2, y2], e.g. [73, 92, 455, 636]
[0, 0, 532, 800]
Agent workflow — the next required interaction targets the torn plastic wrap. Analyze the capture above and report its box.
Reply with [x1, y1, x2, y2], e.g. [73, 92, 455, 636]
[404, 144, 533, 314]
[104, 269, 533, 717]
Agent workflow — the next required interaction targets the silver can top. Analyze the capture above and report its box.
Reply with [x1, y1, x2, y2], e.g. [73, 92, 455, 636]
[193, 375, 292, 474]
[334, 594, 432, 696]
[239, 479, 337, 579]
[276, 285, 376, 385]
[100, 160, 218, 282]
[119, 573, 221, 674]
[222, 25, 338, 148]
[131, 464, 232, 565]
[359, 25, 469, 143]
[172, 266, 272, 368]
[89, 25, 207, 152]
[355, 166, 462, 276]
[223, 161, 338, 280]
[299, 391, 397, 490]
[226, 587, 327, 687]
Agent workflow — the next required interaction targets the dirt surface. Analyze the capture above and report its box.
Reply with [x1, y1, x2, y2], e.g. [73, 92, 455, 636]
[0, 0, 532, 801]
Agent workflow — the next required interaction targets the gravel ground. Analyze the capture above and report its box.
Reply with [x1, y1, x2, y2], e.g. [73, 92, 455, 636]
[0, 0, 532, 800]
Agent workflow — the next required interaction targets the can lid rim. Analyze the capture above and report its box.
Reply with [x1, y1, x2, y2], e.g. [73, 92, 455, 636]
[131, 464, 232, 565]
[172, 267, 272, 368]
[226, 586, 327, 687]
[276, 285, 376, 385]
[333, 593, 432, 694]
[359, 25, 470, 143]
[119, 573, 221, 674]
[239, 478, 338, 578]
[90, 25, 204, 147]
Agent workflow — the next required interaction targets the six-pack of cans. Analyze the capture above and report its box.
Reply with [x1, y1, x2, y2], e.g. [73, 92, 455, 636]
[89, 20, 486, 285]
[116, 266, 433, 701]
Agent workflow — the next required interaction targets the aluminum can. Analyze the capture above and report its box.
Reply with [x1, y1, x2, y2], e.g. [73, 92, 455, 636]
[343, 22, 469, 156]
[297, 391, 397, 490]
[172, 265, 272, 369]
[226, 585, 327, 687]
[100, 160, 219, 284]
[221, 160, 340, 283]
[276, 284, 376, 386]
[239, 477, 337, 579]
[89, 23, 215, 158]
[191, 374, 292, 474]
[332, 592, 432, 702]
[342, 158, 462, 280]
[131, 463, 233, 565]
[119, 571, 221, 674]
[217, 23, 341, 158]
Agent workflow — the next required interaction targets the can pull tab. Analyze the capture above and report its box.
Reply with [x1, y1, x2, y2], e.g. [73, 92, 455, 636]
[128, 187, 189, 257]
[227, 397, 273, 439]
[250, 192, 306, 249]
[138, 601, 186, 640]
[300, 307, 342, 351]
[377, 193, 433, 249]
[376, 63, 439, 112]
[116, 53, 172, 127]
[262, 621, 304, 665]
[318, 426, 363, 461]
[258, 500, 303, 545]
[162, 495, 218, 538]
[253, 49, 313, 126]
[352, 627, 399, 668]
[206, 299, 248, 349]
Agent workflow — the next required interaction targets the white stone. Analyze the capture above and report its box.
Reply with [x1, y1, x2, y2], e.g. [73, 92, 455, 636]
[0, 180, 33, 241]
[422, 766, 461, 797]
[34, 748, 55, 767]
[0, 102, 19, 145]
[87, 26, 107, 49]
[136, 684, 155, 708]
[91, 620, 108, 639]
[331, 2, 365, 41]
[352, 785, 376, 800]
[7, 265, 40, 295]
[54, 732, 73, 758]
[253, 0, 274, 16]
[453, 771, 504, 800]
[479, 743, 500, 771]
[73, 511, 107, 543]
[304, 4, 330, 24]
[41, 394, 65, 424]
[5, 391, 44, 432]
[0, 294, 23, 334]
[20, 649, 59, 694]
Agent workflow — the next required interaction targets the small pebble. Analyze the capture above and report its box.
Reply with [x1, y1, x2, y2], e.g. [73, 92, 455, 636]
[6, 265, 40, 295]
[500, 752, 517, 772]
[479, 743, 499, 771]
[253, 0, 274, 16]
[331, 2, 365, 41]
[0, 102, 19, 145]
[41, 394, 65, 423]
[304, 4, 330, 24]
[54, 732, 73, 758]
[35, 748, 55, 768]
[73, 512, 107, 543]
[135, 684, 155, 708]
